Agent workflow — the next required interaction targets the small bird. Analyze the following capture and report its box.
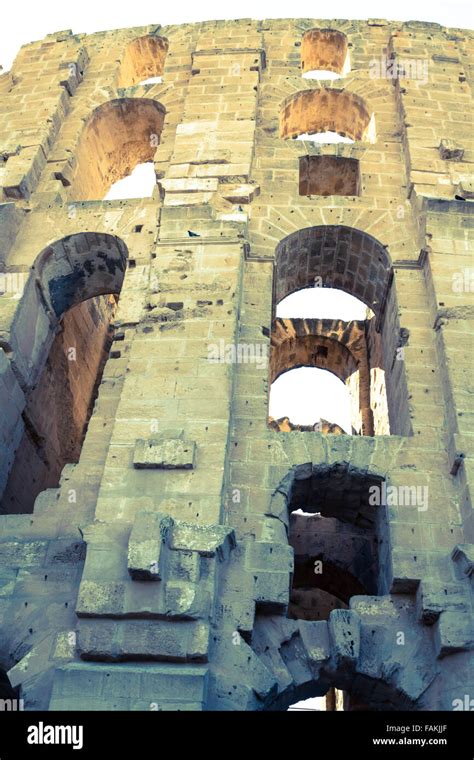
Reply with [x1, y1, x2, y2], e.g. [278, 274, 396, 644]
[188, 230, 200, 237]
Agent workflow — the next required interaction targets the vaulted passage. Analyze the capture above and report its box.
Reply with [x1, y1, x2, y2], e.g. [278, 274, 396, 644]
[301, 28, 350, 79]
[118, 34, 169, 86]
[284, 462, 392, 616]
[0, 296, 116, 514]
[280, 89, 375, 143]
[69, 98, 165, 200]
[260, 463, 393, 712]
[269, 226, 412, 436]
[0, 234, 128, 514]
[289, 513, 376, 620]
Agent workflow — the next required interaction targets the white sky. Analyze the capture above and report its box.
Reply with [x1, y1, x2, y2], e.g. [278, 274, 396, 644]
[1, 0, 473, 72]
[104, 162, 156, 200]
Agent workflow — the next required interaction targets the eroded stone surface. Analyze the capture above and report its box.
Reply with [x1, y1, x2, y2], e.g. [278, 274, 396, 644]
[0, 17, 472, 713]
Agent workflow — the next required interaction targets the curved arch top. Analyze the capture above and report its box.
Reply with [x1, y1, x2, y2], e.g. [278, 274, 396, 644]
[70, 98, 166, 200]
[301, 28, 350, 78]
[10, 233, 129, 391]
[270, 325, 359, 385]
[280, 88, 375, 142]
[118, 35, 169, 87]
[35, 232, 129, 318]
[273, 225, 393, 318]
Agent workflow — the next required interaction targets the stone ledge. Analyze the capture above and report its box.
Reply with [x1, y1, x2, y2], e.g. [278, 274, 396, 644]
[133, 438, 196, 469]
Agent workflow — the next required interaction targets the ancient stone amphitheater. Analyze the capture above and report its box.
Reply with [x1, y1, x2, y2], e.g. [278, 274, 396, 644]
[0, 17, 472, 711]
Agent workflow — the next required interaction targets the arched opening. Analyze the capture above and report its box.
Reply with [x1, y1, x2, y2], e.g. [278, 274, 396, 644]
[270, 286, 373, 434]
[69, 98, 165, 200]
[301, 29, 350, 80]
[270, 226, 412, 436]
[285, 462, 390, 631]
[255, 463, 394, 712]
[289, 509, 378, 621]
[280, 89, 375, 144]
[117, 35, 168, 87]
[0, 233, 128, 514]
[269, 367, 352, 433]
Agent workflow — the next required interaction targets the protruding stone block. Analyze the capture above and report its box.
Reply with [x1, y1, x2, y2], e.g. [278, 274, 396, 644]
[127, 511, 173, 581]
[133, 438, 196, 469]
[298, 620, 331, 664]
[171, 523, 235, 560]
[328, 609, 361, 670]
[438, 139, 464, 161]
[434, 609, 474, 656]
[455, 178, 474, 200]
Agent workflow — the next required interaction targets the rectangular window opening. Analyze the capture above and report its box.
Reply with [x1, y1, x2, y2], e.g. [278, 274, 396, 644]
[299, 155, 361, 197]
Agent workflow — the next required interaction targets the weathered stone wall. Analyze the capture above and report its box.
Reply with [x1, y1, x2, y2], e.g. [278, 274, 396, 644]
[0, 17, 472, 711]
[1, 294, 115, 514]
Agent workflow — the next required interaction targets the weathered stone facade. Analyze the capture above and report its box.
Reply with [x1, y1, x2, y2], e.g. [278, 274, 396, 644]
[0, 17, 473, 711]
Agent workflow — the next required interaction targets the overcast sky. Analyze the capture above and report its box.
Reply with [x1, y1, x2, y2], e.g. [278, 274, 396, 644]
[1, 0, 473, 71]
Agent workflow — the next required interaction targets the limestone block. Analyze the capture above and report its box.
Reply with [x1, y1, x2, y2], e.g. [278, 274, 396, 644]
[76, 580, 126, 617]
[416, 580, 470, 624]
[127, 511, 173, 581]
[49, 663, 209, 710]
[1, 147, 46, 200]
[164, 582, 210, 619]
[160, 177, 219, 193]
[171, 523, 236, 560]
[252, 570, 291, 612]
[220, 183, 260, 203]
[0, 540, 48, 568]
[298, 620, 331, 665]
[452, 544, 474, 577]
[168, 549, 201, 583]
[434, 609, 474, 655]
[77, 618, 210, 662]
[455, 178, 474, 199]
[245, 540, 293, 573]
[328, 609, 361, 670]
[133, 438, 196, 469]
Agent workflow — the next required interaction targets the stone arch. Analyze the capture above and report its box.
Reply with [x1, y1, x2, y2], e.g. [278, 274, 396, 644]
[270, 317, 376, 435]
[301, 29, 350, 78]
[11, 232, 128, 387]
[38, 233, 128, 319]
[289, 508, 379, 624]
[244, 464, 418, 711]
[270, 226, 411, 435]
[250, 610, 416, 711]
[280, 89, 375, 142]
[275, 462, 388, 530]
[270, 322, 359, 385]
[270, 462, 392, 604]
[0, 233, 129, 514]
[269, 366, 354, 434]
[118, 35, 169, 87]
[69, 98, 165, 200]
[273, 225, 392, 319]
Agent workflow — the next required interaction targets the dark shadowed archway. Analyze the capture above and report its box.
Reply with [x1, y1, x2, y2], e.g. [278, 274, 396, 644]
[0, 233, 129, 514]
